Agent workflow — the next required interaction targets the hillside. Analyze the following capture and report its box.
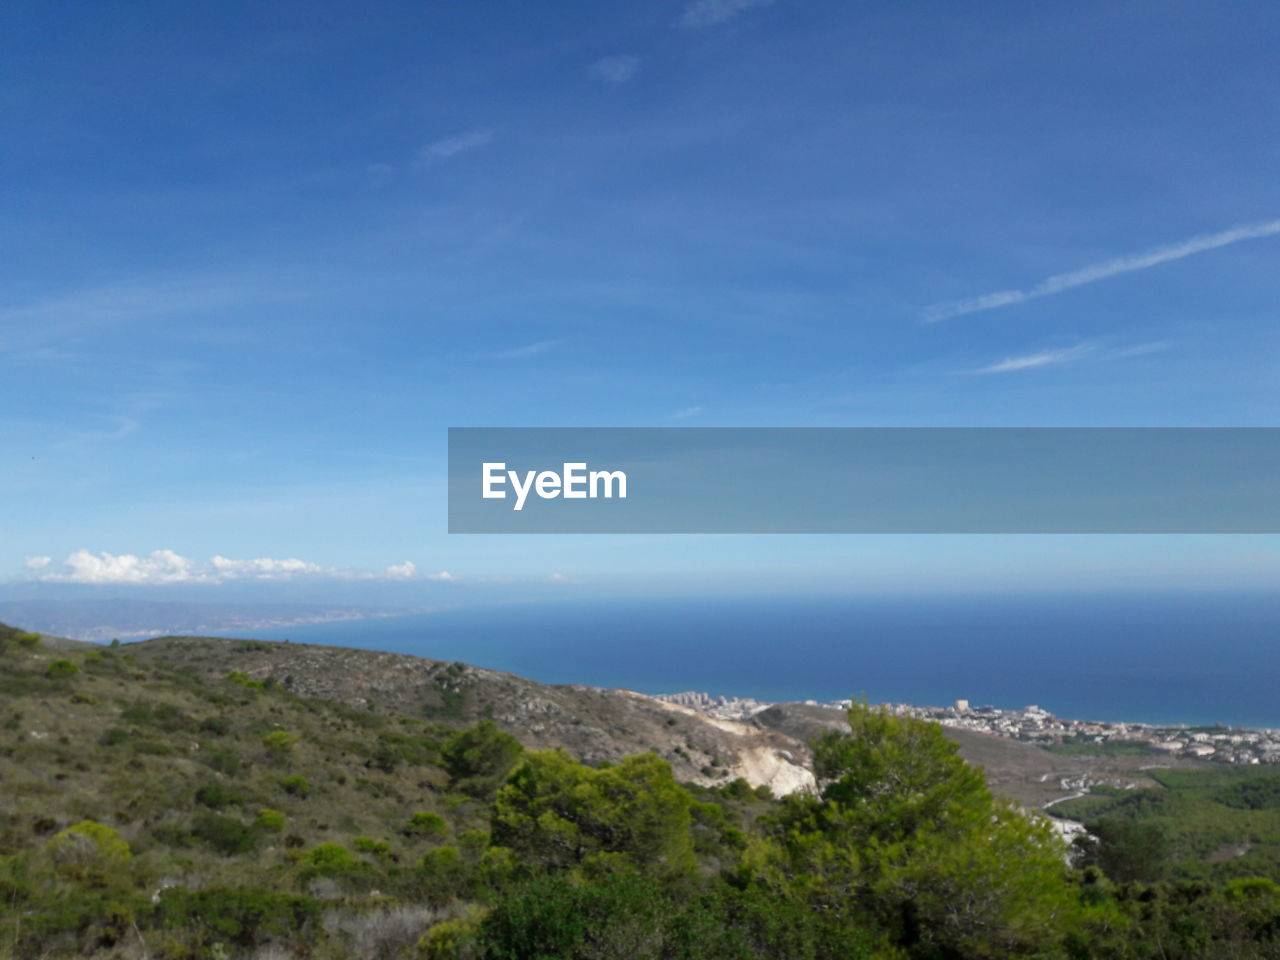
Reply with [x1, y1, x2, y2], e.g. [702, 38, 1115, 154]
[0, 624, 790, 957]
[6, 622, 1280, 959]
[125, 635, 815, 795]
[124, 634, 1204, 811]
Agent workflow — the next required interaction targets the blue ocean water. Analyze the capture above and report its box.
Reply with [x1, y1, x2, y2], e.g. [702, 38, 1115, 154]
[242, 592, 1280, 729]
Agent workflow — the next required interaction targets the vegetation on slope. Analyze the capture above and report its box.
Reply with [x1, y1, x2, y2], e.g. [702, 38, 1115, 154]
[123, 635, 811, 792]
[1054, 766, 1280, 884]
[3, 623, 1280, 959]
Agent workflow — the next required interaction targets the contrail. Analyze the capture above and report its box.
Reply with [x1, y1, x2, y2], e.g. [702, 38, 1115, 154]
[923, 217, 1280, 323]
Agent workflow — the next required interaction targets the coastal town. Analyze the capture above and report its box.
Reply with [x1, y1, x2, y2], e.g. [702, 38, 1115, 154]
[655, 691, 1280, 766]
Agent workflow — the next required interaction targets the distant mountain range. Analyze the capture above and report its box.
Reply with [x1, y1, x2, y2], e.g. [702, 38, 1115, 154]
[0, 599, 418, 642]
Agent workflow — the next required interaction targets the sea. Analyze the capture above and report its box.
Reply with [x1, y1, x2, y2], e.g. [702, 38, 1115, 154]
[240, 591, 1280, 730]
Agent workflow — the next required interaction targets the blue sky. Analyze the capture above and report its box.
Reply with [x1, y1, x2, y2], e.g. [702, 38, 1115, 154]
[3, 0, 1279, 600]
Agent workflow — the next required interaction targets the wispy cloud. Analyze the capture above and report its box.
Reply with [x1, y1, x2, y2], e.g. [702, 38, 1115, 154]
[679, 0, 773, 28]
[671, 405, 703, 419]
[1106, 340, 1173, 360]
[972, 344, 1095, 375]
[24, 550, 446, 585]
[485, 339, 558, 360]
[0, 275, 280, 340]
[419, 129, 494, 164]
[589, 54, 641, 84]
[923, 217, 1280, 323]
[55, 414, 141, 447]
[970, 340, 1171, 375]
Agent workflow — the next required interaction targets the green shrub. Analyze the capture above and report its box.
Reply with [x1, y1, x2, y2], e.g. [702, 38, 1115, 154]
[0, 624, 42, 652]
[195, 783, 241, 810]
[120, 701, 192, 730]
[301, 842, 357, 876]
[203, 748, 242, 776]
[199, 714, 231, 736]
[156, 887, 319, 949]
[413, 846, 468, 906]
[46, 820, 132, 883]
[226, 669, 264, 689]
[191, 813, 257, 856]
[420, 905, 487, 959]
[443, 721, 523, 798]
[255, 808, 286, 832]
[352, 836, 392, 857]
[46, 659, 80, 680]
[279, 775, 310, 797]
[100, 728, 129, 747]
[355, 777, 396, 799]
[262, 730, 299, 755]
[404, 811, 447, 839]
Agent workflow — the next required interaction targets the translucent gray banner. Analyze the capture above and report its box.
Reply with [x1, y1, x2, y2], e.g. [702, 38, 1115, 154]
[447, 428, 1280, 533]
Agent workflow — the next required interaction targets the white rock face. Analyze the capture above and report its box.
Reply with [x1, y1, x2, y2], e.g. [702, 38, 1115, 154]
[642, 697, 817, 795]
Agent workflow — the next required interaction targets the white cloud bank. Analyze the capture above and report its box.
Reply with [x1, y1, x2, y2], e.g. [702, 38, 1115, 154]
[923, 217, 1280, 323]
[385, 561, 417, 579]
[23, 550, 456, 586]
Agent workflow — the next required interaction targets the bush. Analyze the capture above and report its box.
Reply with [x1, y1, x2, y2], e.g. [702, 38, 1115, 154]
[0, 623, 42, 653]
[353, 836, 392, 858]
[199, 714, 231, 736]
[46, 820, 132, 884]
[195, 783, 242, 810]
[355, 777, 396, 799]
[412, 846, 469, 906]
[121, 701, 191, 730]
[99, 727, 129, 747]
[404, 811, 447, 839]
[442, 721, 523, 798]
[255, 808, 286, 832]
[420, 905, 487, 959]
[476, 871, 668, 959]
[279, 775, 310, 797]
[203, 748, 242, 776]
[191, 813, 257, 856]
[263, 730, 300, 755]
[226, 669, 264, 689]
[46, 659, 79, 680]
[156, 887, 320, 950]
[492, 751, 696, 879]
[301, 842, 357, 877]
